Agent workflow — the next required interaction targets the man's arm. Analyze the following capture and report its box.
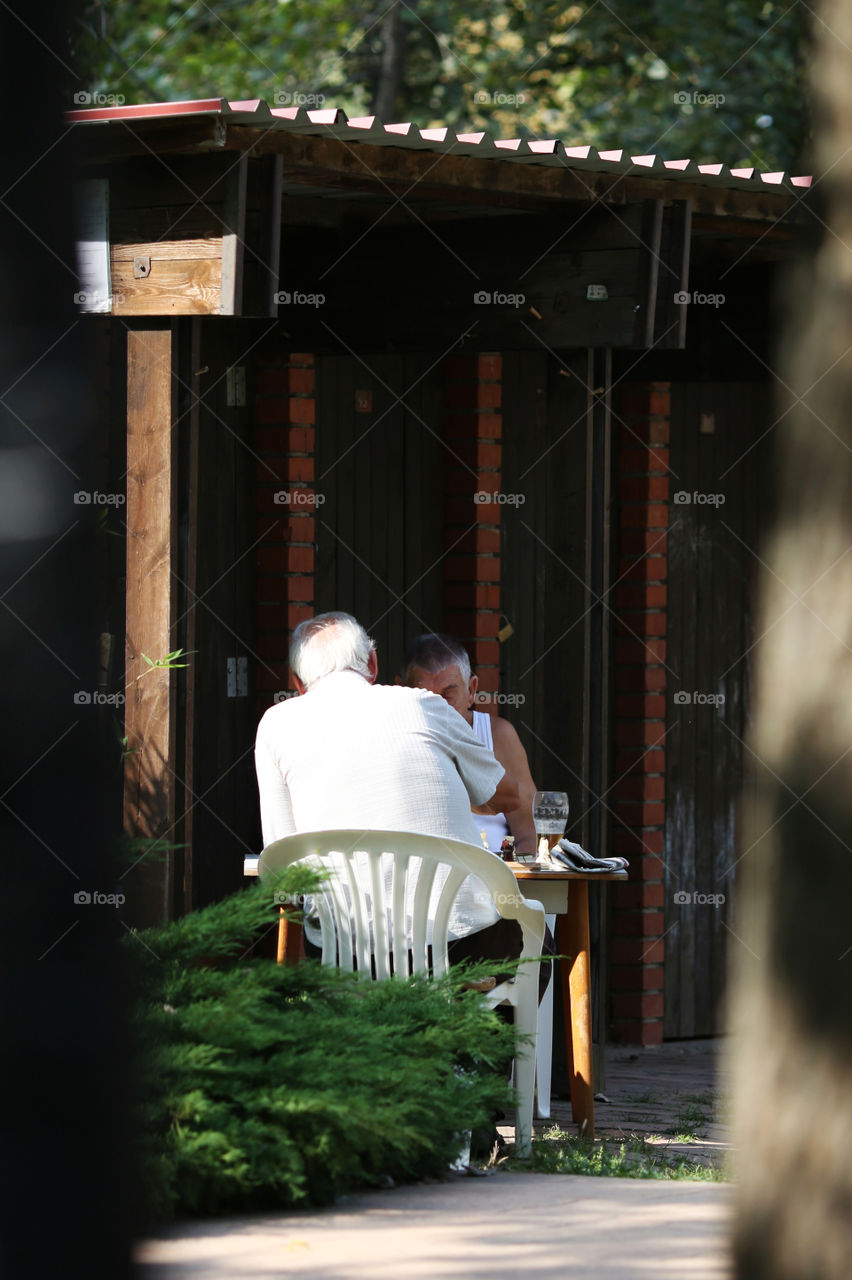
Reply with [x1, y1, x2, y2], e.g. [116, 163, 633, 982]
[490, 718, 538, 854]
[471, 765, 520, 817]
[255, 716, 296, 846]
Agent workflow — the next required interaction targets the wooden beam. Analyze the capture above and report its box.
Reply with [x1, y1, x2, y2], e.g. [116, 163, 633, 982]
[220, 152, 247, 315]
[123, 323, 178, 926]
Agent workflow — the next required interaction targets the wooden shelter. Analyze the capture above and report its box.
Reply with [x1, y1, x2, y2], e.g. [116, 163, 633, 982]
[69, 98, 810, 1045]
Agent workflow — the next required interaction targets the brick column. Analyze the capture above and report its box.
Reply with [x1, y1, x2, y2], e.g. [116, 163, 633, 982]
[254, 352, 316, 720]
[442, 353, 502, 694]
[609, 381, 670, 1045]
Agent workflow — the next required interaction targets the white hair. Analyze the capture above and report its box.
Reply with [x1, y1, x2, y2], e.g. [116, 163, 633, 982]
[290, 612, 376, 689]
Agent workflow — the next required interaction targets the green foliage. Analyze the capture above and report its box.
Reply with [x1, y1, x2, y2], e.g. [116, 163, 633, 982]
[74, 0, 810, 171]
[128, 875, 516, 1221]
[517, 1126, 727, 1180]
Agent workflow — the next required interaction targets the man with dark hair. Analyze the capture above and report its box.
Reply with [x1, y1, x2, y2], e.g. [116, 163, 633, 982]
[402, 633, 538, 856]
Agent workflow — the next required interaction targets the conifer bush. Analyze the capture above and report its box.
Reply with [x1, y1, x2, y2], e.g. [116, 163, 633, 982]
[129, 873, 516, 1221]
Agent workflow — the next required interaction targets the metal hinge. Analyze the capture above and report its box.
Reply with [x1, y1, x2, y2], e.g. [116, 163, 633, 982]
[226, 656, 248, 697]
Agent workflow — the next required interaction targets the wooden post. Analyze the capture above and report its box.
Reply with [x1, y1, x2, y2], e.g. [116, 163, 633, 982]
[123, 323, 179, 926]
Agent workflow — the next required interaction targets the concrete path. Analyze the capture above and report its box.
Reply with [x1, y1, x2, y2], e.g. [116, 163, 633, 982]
[136, 1171, 732, 1279]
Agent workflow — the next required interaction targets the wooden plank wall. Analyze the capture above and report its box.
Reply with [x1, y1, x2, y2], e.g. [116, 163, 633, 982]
[182, 320, 259, 908]
[314, 354, 445, 677]
[664, 380, 772, 1037]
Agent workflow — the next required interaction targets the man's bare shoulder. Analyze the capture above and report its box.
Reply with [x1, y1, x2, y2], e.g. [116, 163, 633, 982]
[489, 715, 524, 750]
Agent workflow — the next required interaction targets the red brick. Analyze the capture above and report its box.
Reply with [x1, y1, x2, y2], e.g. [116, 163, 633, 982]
[612, 721, 666, 749]
[285, 426, 315, 453]
[444, 469, 479, 497]
[444, 555, 500, 583]
[288, 396, 315, 425]
[614, 748, 666, 774]
[254, 662, 292, 690]
[256, 545, 314, 574]
[255, 426, 289, 452]
[619, 417, 670, 447]
[612, 774, 665, 803]
[445, 382, 502, 411]
[471, 640, 499, 666]
[613, 801, 666, 826]
[609, 1019, 664, 1047]
[615, 612, 666, 637]
[614, 693, 667, 718]
[618, 475, 670, 503]
[476, 412, 502, 440]
[442, 611, 476, 636]
[476, 443, 502, 469]
[256, 398, 288, 426]
[256, 631, 289, 660]
[648, 387, 671, 416]
[620, 503, 669, 529]
[477, 353, 502, 379]
[614, 665, 667, 694]
[619, 529, 668, 556]
[617, 556, 667, 583]
[611, 831, 664, 859]
[255, 369, 290, 395]
[287, 367, 315, 393]
[611, 937, 665, 965]
[614, 583, 667, 610]
[619, 447, 670, 474]
[614, 636, 666, 665]
[284, 575, 315, 602]
[613, 881, 665, 911]
[476, 612, 501, 637]
[445, 527, 501, 555]
[611, 909, 665, 937]
[476, 668, 499, 693]
[610, 964, 664, 992]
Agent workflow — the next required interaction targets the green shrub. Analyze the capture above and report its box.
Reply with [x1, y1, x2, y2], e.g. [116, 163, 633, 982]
[128, 875, 516, 1221]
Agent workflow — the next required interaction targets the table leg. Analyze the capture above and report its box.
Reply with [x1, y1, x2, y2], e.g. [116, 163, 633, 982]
[561, 881, 595, 1140]
[276, 907, 303, 965]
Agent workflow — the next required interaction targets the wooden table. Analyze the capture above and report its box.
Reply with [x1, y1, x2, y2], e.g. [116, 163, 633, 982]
[244, 854, 626, 1140]
[507, 863, 627, 1142]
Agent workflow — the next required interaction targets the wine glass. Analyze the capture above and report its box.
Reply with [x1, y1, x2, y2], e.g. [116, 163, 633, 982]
[532, 791, 569, 863]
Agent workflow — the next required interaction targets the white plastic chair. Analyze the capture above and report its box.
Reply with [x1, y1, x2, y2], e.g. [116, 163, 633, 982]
[258, 828, 546, 1158]
[534, 913, 556, 1119]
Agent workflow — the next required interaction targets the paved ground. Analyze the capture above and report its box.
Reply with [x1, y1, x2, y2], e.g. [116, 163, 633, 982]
[136, 1173, 732, 1279]
[136, 1039, 734, 1279]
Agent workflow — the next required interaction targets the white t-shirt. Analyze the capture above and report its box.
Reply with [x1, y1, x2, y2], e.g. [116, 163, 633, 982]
[255, 671, 505, 938]
[472, 710, 511, 853]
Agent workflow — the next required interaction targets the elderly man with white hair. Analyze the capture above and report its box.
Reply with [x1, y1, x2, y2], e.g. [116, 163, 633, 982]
[254, 611, 521, 960]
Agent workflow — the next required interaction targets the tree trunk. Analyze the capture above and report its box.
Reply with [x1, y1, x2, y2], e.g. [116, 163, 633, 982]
[730, 1, 852, 1276]
[373, 0, 409, 121]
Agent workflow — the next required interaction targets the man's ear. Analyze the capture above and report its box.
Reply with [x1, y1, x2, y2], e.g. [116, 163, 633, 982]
[366, 649, 379, 683]
[467, 673, 479, 708]
[293, 676, 308, 696]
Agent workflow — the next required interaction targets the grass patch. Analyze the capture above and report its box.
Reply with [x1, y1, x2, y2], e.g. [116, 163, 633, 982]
[506, 1126, 727, 1181]
[665, 1099, 712, 1140]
